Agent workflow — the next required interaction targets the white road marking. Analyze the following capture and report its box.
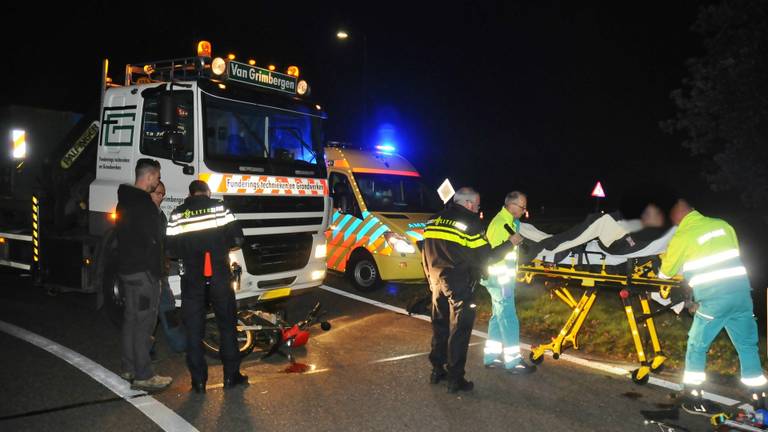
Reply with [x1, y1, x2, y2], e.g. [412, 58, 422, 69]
[0, 320, 198, 431]
[371, 343, 482, 364]
[319, 284, 743, 407]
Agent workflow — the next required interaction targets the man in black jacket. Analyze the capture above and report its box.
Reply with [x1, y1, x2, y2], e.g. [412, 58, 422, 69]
[422, 187, 518, 393]
[116, 158, 172, 391]
[166, 180, 246, 393]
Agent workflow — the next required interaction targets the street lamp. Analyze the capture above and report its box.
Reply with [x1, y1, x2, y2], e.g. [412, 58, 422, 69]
[336, 29, 368, 147]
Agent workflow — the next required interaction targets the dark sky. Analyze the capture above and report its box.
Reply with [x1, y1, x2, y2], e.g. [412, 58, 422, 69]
[4, 1, 705, 216]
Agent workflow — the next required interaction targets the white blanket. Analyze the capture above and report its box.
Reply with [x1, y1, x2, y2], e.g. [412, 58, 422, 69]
[519, 222, 677, 266]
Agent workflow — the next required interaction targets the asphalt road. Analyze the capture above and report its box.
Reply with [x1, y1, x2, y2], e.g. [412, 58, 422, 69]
[0, 269, 721, 431]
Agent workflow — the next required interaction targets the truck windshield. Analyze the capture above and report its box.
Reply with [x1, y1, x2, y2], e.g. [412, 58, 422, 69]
[353, 173, 441, 213]
[203, 92, 323, 171]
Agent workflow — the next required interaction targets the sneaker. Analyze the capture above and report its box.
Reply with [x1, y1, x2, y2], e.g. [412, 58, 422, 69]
[131, 375, 173, 391]
[119, 371, 134, 383]
[750, 391, 767, 410]
[430, 368, 447, 384]
[505, 361, 537, 375]
[681, 398, 720, 416]
[447, 378, 474, 393]
[484, 359, 504, 369]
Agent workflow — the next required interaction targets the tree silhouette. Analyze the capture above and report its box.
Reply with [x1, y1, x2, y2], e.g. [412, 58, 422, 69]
[663, 0, 768, 215]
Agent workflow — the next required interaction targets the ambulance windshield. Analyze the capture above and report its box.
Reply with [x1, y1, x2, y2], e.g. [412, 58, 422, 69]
[354, 173, 441, 213]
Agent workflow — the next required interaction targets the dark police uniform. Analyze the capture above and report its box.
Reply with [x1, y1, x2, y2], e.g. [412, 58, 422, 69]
[422, 202, 514, 386]
[166, 195, 244, 387]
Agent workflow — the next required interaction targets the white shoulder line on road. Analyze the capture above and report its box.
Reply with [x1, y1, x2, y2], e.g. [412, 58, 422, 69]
[319, 284, 744, 408]
[0, 320, 198, 432]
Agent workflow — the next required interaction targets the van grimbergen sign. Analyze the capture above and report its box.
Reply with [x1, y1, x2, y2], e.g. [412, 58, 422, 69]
[226, 61, 297, 94]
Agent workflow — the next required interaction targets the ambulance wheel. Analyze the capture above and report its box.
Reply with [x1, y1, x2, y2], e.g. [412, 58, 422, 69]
[347, 250, 382, 292]
[631, 368, 650, 385]
[529, 352, 544, 365]
[98, 228, 124, 328]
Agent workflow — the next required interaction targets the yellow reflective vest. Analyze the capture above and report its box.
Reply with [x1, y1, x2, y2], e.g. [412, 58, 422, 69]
[484, 207, 520, 287]
[660, 210, 749, 292]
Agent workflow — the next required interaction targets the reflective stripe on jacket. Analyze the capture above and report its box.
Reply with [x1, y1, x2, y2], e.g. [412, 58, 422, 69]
[660, 210, 748, 291]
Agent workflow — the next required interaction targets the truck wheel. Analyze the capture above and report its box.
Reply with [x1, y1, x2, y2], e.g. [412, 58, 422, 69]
[97, 228, 124, 328]
[347, 250, 382, 292]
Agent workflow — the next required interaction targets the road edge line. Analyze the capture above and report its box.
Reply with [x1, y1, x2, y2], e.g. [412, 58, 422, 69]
[0, 320, 198, 431]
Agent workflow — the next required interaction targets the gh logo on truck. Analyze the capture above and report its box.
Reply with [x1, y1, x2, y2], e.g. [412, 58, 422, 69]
[100, 106, 137, 147]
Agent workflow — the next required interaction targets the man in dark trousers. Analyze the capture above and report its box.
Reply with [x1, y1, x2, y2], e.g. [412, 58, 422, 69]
[422, 187, 519, 393]
[166, 180, 246, 393]
[150, 180, 186, 354]
[116, 158, 172, 391]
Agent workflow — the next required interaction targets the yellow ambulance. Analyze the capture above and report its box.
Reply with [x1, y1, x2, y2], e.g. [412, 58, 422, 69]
[324, 144, 441, 290]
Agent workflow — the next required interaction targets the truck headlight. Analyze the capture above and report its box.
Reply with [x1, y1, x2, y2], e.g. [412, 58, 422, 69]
[314, 243, 327, 259]
[384, 232, 416, 254]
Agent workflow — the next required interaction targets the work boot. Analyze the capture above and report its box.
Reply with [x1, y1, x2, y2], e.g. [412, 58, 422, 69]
[447, 377, 474, 394]
[223, 372, 249, 389]
[430, 367, 448, 384]
[191, 380, 207, 394]
[681, 388, 720, 415]
[131, 375, 173, 391]
[505, 361, 537, 375]
[119, 371, 134, 383]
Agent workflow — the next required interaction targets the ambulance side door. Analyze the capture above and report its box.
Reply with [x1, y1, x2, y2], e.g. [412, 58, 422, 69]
[326, 171, 362, 271]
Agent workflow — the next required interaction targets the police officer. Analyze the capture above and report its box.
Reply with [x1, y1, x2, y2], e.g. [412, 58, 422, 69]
[166, 180, 246, 393]
[423, 187, 518, 393]
[659, 199, 766, 413]
[483, 191, 536, 374]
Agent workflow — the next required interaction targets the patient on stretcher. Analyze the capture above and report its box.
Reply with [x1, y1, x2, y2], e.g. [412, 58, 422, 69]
[517, 203, 673, 265]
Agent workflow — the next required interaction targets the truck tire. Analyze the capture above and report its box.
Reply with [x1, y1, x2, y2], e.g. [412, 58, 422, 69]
[96, 228, 124, 328]
[346, 249, 382, 292]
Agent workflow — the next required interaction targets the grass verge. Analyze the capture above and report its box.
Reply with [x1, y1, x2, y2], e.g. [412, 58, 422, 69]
[471, 281, 767, 380]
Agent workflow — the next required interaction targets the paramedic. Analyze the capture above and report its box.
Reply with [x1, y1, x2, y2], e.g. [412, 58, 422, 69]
[482, 191, 536, 374]
[659, 199, 766, 413]
[422, 187, 518, 393]
[166, 180, 246, 393]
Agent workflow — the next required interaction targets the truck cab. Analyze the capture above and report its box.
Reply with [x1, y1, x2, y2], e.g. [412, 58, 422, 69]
[87, 43, 330, 307]
[324, 144, 440, 290]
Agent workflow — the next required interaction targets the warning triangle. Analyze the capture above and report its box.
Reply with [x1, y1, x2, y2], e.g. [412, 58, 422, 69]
[591, 181, 606, 198]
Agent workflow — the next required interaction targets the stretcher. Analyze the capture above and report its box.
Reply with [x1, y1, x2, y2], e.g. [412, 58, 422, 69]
[516, 233, 684, 385]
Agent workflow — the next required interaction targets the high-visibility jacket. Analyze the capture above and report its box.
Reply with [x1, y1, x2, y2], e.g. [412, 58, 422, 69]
[422, 203, 514, 301]
[660, 210, 749, 297]
[484, 207, 520, 287]
[166, 195, 244, 279]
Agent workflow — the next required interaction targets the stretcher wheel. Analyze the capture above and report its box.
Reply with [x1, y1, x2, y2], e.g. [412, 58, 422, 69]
[650, 363, 665, 373]
[529, 352, 544, 365]
[631, 368, 650, 385]
[552, 353, 560, 360]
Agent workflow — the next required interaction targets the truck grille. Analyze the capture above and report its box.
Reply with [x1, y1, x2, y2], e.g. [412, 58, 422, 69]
[223, 195, 324, 213]
[241, 233, 313, 275]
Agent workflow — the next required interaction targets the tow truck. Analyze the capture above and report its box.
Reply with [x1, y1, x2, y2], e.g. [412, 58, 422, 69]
[0, 41, 330, 323]
[324, 143, 440, 290]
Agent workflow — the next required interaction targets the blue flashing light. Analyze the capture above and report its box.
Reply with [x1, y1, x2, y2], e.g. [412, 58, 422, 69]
[375, 144, 396, 153]
[374, 122, 399, 154]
